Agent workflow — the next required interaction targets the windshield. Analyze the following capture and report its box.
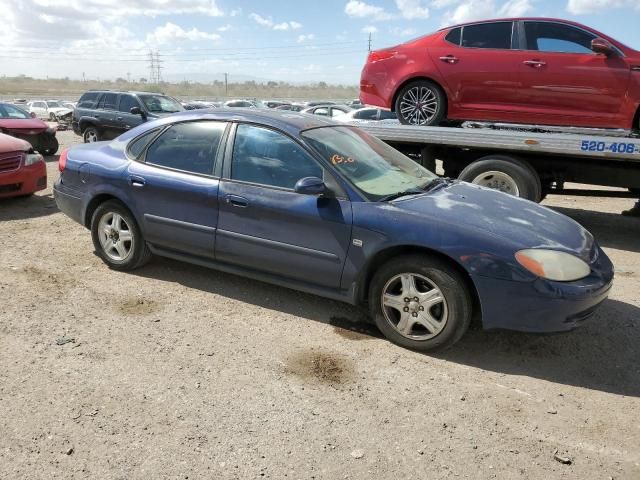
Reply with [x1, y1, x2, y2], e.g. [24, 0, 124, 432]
[47, 101, 62, 108]
[139, 95, 183, 113]
[302, 126, 437, 201]
[0, 103, 31, 119]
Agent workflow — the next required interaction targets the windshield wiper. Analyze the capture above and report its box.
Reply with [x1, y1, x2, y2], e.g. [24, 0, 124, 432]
[378, 188, 424, 202]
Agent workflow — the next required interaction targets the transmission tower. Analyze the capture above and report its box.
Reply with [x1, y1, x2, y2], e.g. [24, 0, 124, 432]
[148, 50, 163, 84]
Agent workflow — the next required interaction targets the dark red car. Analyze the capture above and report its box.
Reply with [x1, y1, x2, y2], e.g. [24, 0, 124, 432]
[0, 132, 46, 198]
[360, 18, 640, 130]
[0, 102, 59, 155]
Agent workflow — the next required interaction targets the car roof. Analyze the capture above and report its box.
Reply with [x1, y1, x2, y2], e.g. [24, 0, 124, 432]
[165, 108, 337, 136]
[441, 17, 593, 31]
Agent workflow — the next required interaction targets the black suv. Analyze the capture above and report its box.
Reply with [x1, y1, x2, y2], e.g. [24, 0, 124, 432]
[73, 90, 184, 143]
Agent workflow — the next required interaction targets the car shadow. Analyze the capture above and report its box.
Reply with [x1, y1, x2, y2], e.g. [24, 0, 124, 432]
[550, 206, 640, 253]
[132, 257, 639, 398]
[0, 192, 58, 221]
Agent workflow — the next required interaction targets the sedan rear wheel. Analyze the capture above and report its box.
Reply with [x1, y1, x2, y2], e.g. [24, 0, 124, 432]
[91, 200, 151, 271]
[395, 80, 446, 126]
[369, 255, 472, 352]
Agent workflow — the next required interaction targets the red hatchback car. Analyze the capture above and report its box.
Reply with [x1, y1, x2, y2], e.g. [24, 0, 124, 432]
[360, 18, 640, 130]
[0, 132, 46, 198]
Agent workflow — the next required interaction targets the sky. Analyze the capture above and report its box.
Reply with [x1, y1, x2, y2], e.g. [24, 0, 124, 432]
[1, 0, 639, 85]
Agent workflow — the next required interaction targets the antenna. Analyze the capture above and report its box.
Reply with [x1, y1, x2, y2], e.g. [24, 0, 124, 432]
[368, 32, 372, 52]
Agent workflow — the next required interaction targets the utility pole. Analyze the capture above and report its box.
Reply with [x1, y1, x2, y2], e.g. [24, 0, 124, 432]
[224, 73, 228, 97]
[127, 71, 131, 84]
[368, 32, 372, 52]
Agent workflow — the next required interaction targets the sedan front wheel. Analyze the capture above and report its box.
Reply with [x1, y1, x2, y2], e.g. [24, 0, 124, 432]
[369, 255, 472, 351]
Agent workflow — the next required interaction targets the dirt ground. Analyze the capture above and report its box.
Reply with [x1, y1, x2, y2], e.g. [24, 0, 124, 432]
[1, 130, 639, 480]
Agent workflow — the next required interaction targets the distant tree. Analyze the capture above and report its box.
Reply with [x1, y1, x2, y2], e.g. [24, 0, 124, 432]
[139, 77, 148, 84]
[115, 77, 127, 83]
[318, 81, 328, 88]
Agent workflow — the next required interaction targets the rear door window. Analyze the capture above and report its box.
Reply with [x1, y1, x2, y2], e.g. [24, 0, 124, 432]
[461, 22, 513, 49]
[145, 121, 226, 176]
[98, 93, 118, 111]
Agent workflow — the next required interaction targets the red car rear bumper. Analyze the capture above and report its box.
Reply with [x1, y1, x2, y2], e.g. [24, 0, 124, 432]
[0, 162, 47, 198]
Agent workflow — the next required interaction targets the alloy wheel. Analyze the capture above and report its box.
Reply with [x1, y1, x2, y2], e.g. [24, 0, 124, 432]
[97, 211, 134, 262]
[399, 86, 438, 125]
[380, 273, 448, 340]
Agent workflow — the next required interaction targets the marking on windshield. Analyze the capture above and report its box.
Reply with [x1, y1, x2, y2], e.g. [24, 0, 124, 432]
[331, 154, 355, 165]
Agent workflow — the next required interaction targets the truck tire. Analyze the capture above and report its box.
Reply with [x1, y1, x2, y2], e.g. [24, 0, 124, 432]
[458, 155, 542, 202]
[83, 126, 100, 143]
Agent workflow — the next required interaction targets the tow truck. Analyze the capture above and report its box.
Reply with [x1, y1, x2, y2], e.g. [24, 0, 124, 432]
[353, 121, 640, 203]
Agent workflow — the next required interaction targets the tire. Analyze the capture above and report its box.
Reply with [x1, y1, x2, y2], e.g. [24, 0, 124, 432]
[83, 126, 100, 143]
[368, 254, 473, 352]
[90, 200, 152, 271]
[458, 155, 542, 202]
[42, 136, 59, 156]
[395, 80, 446, 126]
[49, 112, 57, 121]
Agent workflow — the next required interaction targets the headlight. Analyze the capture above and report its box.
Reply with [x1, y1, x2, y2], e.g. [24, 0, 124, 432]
[515, 249, 590, 282]
[25, 153, 44, 166]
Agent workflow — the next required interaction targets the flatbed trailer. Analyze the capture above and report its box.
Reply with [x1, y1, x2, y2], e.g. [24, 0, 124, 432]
[353, 122, 640, 202]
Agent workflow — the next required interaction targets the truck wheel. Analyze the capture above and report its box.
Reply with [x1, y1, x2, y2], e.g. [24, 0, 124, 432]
[42, 136, 59, 156]
[459, 155, 542, 202]
[83, 127, 100, 143]
[395, 80, 446, 126]
[369, 255, 472, 352]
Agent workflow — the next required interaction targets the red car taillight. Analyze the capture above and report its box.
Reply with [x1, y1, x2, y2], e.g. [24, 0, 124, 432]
[368, 50, 396, 63]
[58, 148, 69, 172]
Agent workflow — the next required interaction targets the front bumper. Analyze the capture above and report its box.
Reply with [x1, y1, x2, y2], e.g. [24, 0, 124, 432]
[473, 247, 614, 333]
[53, 178, 85, 225]
[0, 162, 47, 198]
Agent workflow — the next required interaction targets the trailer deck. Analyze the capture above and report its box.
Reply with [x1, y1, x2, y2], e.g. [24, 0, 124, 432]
[355, 123, 640, 163]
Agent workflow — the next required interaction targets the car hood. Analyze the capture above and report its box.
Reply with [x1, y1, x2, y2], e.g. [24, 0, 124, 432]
[392, 181, 594, 261]
[0, 118, 49, 133]
[50, 107, 73, 116]
[0, 132, 30, 152]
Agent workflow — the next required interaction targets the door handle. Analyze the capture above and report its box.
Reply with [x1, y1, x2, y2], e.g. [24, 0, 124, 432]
[224, 194, 249, 208]
[439, 55, 459, 64]
[129, 175, 146, 188]
[116, 116, 123, 120]
[523, 60, 546, 68]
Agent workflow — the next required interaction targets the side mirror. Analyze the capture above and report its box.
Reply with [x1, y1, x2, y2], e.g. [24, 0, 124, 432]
[30, 112, 36, 118]
[591, 38, 615, 56]
[294, 176, 326, 195]
[130, 106, 142, 115]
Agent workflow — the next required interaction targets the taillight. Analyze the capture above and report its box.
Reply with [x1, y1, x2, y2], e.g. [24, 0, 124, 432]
[368, 50, 396, 63]
[58, 148, 69, 172]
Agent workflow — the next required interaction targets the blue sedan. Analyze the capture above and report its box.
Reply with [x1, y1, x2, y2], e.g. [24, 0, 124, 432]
[54, 109, 614, 351]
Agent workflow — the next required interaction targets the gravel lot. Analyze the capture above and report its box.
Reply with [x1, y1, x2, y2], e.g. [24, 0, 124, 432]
[1, 130, 639, 479]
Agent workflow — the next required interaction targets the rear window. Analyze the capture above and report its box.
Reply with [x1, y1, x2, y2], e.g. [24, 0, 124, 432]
[78, 92, 100, 109]
[128, 128, 162, 159]
[462, 22, 513, 49]
[445, 27, 461, 46]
